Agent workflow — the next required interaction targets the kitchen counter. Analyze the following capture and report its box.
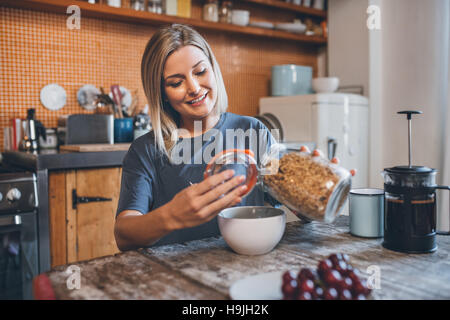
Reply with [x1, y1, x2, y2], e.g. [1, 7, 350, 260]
[33, 216, 450, 300]
[1, 148, 129, 274]
[2, 148, 128, 171]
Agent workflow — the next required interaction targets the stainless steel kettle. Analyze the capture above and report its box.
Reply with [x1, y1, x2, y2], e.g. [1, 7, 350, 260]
[19, 108, 46, 152]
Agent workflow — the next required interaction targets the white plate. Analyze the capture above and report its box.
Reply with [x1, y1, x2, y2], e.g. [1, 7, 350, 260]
[248, 21, 274, 29]
[229, 271, 283, 300]
[77, 84, 101, 111]
[274, 23, 307, 34]
[109, 86, 132, 114]
[40, 84, 67, 111]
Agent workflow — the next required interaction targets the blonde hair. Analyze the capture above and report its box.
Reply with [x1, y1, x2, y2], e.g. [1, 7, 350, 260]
[141, 24, 228, 160]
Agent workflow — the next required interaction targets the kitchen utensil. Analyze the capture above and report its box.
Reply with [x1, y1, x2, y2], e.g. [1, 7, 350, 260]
[128, 89, 139, 117]
[382, 110, 450, 253]
[40, 84, 66, 111]
[77, 84, 101, 111]
[218, 206, 286, 255]
[19, 108, 46, 152]
[231, 10, 250, 26]
[114, 118, 134, 143]
[349, 188, 384, 238]
[20, 109, 38, 151]
[229, 271, 283, 300]
[205, 146, 352, 223]
[110, 85, 124, 118]
[271, 65, 312, 96]
[312, 77, 340, 93]
[109, 85, 132, 116]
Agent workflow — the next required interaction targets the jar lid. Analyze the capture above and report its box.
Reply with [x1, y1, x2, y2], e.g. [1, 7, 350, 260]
[204, 149, 258, 197]
[384, 165, 436, 174]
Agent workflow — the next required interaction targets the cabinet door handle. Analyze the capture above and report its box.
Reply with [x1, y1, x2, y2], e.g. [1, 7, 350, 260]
[72, 189, 112, 210]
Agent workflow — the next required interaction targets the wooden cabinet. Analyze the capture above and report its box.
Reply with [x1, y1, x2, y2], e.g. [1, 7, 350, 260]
[49, 167, 122, 267]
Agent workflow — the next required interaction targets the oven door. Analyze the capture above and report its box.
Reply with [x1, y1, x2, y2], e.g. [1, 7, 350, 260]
[0, 211, 38, 300]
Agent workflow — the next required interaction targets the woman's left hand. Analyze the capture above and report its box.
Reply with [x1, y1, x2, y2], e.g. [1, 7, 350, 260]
[299, 145, 356, 176]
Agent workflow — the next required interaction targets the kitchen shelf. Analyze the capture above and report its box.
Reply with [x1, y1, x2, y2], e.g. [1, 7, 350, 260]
[242, 0, 327, 18]
[1, 0, 327, 45]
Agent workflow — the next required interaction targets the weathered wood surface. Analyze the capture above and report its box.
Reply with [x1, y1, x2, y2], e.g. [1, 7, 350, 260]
[44, 216, 450, 300]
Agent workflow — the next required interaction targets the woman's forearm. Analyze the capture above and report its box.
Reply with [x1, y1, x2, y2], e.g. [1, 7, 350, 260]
[114, 205, 174, 251]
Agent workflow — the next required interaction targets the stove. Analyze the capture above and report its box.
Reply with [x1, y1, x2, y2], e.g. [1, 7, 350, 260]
[0, 170, 39, 299]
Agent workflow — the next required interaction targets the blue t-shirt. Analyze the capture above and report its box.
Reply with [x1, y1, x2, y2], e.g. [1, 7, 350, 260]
[116, 112, 276, 246]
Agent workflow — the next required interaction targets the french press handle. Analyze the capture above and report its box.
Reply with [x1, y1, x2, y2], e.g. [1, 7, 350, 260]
[436, 185, 450, 235]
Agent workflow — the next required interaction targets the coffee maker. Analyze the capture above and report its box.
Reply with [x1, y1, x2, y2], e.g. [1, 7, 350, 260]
[19, 108, 46, 152]
[382, 111, 450, 253]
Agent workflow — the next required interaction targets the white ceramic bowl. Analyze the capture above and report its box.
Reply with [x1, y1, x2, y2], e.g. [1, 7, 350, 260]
[312, 77, 340, 93]
[231, 10, 250, 26]
[218, 206, 286, 255]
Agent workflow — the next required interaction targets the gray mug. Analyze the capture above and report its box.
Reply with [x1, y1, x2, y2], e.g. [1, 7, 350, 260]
[349, 188, 384, 238]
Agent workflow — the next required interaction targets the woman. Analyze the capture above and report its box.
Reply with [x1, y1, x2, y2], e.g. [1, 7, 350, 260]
[114, 24, 276, 251]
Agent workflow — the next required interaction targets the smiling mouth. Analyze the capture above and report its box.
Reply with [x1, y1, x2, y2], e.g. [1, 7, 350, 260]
[186, 92, 208, 105]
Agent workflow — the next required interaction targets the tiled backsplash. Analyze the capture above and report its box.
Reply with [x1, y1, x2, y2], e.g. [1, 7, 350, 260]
[0, 6, 318, 151]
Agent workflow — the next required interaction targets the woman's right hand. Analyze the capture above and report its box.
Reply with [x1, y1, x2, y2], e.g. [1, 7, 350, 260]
[164, 169, 247, 230]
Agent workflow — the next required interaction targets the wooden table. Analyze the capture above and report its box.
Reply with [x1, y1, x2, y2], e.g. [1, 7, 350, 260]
[34, 216, 450, 300]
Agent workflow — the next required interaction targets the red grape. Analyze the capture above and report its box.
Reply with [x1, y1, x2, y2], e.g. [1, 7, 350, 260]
[343, 263, 354, 276]
[354, 293, 367, 300]
[281, 253, 370, 300]
[351, 279, 368, 297]
[298, 268, 316, 281]
[341, 277, 353, 291]
[347, 270, 362, 285]
[323, 287, 338, 300]
[328, 253, 343, 266]
[313, 286, 324, 299]
[339, 289, 353, 300]
[282, 270, 297, 284]
[322, 270, 342, 287]
[299, 279, 315, 293]
[282, 279, 298, 298]
[334, 260, 348, 276]
[297, 291, 313, 300]
[318, 259, 333, 277]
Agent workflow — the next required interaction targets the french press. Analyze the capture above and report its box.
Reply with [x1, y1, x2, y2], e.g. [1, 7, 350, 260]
[382, 111, 450, 253]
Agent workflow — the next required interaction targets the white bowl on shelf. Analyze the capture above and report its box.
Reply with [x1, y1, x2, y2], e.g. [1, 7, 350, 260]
[312, 77, 340, 93]
[231, 10, 250, 26]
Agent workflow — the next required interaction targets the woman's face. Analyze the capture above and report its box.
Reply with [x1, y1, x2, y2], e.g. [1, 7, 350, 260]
[163, 45, 218, 125]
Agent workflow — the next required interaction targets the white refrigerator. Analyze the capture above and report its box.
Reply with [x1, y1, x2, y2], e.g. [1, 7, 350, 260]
[259, 93, 370, 215]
